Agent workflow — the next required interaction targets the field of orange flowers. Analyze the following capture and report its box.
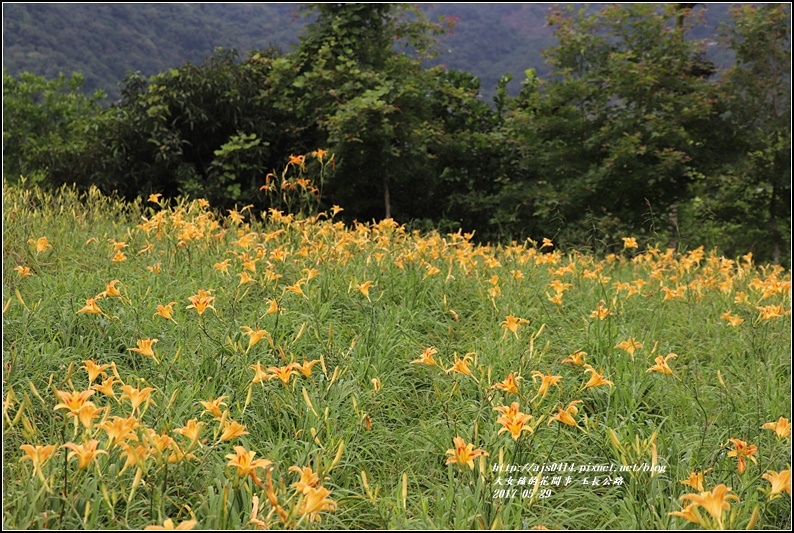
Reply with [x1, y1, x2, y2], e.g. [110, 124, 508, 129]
[3, 177, 791, 529]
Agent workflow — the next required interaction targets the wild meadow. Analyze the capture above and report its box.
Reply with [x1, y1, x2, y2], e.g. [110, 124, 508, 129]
[3, 159, 791, 529]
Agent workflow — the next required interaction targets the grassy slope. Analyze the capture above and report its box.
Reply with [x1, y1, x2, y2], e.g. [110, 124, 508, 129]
[2, 182, 791, 529]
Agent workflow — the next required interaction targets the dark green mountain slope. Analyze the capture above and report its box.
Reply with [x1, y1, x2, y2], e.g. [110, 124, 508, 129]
[2, 3, 302, 97]
[3, 3, 732, 101]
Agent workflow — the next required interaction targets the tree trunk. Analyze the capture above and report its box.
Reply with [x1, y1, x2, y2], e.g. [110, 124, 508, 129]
[383, 177, 391, 219]
[668, 202, 678, 251]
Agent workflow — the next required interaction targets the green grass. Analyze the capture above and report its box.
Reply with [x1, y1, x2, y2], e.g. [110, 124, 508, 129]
[3, 182, 791, 530]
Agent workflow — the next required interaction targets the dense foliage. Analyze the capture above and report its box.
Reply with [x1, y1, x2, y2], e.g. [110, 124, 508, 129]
[3, 3, 791, 263]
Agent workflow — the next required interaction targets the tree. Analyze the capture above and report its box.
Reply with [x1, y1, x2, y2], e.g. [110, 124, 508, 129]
[503, 4, 721, 249]
[2, 71, 105, 184]
[269, 3, 458, 222]
[705, 4, 790, 263]
[43, 48, 303, 209]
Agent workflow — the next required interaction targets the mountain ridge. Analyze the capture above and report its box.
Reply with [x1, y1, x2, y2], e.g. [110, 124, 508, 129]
[3, 3, 732, 101]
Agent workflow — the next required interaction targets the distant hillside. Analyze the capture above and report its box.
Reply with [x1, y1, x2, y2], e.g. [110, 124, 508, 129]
[3, 3, 733, 102]
[2, 3, 303, 98]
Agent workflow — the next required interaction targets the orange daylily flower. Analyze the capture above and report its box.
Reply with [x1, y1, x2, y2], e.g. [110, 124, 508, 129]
[99, 415, 140, 447]
[250, 363, 270, 384]
[290, 465, 320, 494]
[531, 371, 562, 401]
[199, 396, 228, 418]
[285, 279, 306, 297]
[726, 438, 757, 473]
[589, 301, 612, 320]
[762, 469, 791, 500]
[91, 376, 119, 399]
[302, 268, 320, 281]
[548, 400, 584, 427]
[120, 385, 157, 414]
[145, 429, 178, 456]
[226, 445, 273, 486]
[446, 352, 477, 381]
[54, 389, 96, 416]
[238, 271, 256, 285]
[615, 338, 643, 357]
[582, 364, 613, 389]
[14, 265, 33, 278]
[501, 315, 529, 338]
[679, 469, 711, 492]
[214, 259, 231, 274]
[411, 347, 439, 366]
[720, 310, 744, 327]
[445, 436, 489, 470]
[494, 402, 534, 440]
[173, 418, 205, 449]
[622, 237, 638, 249]
[218, 419, 249, 442]
[288, 154, 306, 167]
[128, 338, 159, 362]
[733, 291, 749, 304]
[81, 360, 112, 384]
[265, 363, 298, 385]
[265, 298, 280, 315]
[491, 372, 522, 395]
[75, 403, 106, 429]
[293, 359, 321, 379]
[19, 444, 58, 481]
[62, 439, 107, 470]
[186, 289, 215, 315]
[646, 353, 677, 376]
[28, 236, 53, 253]
[762, 417, 791, 439]
[548, 279, 572, 294]
[241, 326, 270, 350]
[561, 350, 587, 366]
[144, 518, 198, 530]
[678, 484, 739, 529]
[98, 279, 123, 298]
[668, 503, 704, 526]
[492, 401, 521, 420]
[227, 209, 245, 225]
[757, 304, 790, 321]
[487, 284, 501, 299]
[154, 302, 177, 321]
[298, 485, 337, 523]
[547, 292, 564, 306]
[356, 280, 374, 301]
[76, 297, 104, 315]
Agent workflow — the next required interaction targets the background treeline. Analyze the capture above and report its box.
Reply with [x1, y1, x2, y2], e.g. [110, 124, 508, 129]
[3, 3, 790, 263]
